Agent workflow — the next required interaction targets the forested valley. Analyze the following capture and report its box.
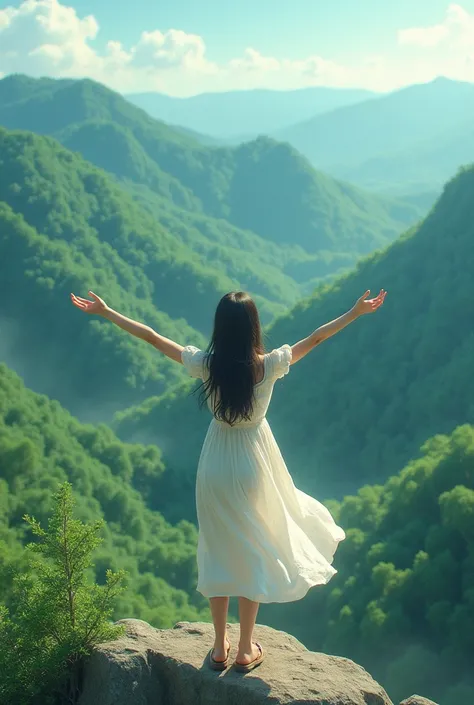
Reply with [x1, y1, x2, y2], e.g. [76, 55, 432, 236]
[1, 73, 473, 705]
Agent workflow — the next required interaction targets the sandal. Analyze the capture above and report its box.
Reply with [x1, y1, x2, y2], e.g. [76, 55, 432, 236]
[208, 643, 231, 671]
[233, 642, 265, 673]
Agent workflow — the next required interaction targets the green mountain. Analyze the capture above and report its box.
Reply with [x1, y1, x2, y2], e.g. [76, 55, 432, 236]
[0, 126, 221, 413]
[0, 75, 424, 421]
[264, 164, 474, 497]
[0, 74, 423, 262]
[261, 424, 474, 705]
[0, 124, 325, 417]
[277, 77, 474, 194]
[0, 362, 209, 628]
[127, 86, 377, 139]
[115, 162, 474, 520]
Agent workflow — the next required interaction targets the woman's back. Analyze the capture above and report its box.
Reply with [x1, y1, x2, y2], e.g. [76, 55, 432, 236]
[181, 338, 345, 608]
[182, 344, 293, 427]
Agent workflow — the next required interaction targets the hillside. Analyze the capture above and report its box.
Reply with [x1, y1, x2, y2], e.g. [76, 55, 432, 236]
[261, 424, 474, 705]
[115, 162, 474, 518]
[2, 363, 474, 705]
[277, 77, 474, 193]
[61, 124, 419, 255]
[0, 126, 226, 413]
[0, 362, 209, 628]
[127, 86, 376, 139]
[264, 163, 474, 496]
[4, 357, 472, 705]
[0, 74, 423, 262]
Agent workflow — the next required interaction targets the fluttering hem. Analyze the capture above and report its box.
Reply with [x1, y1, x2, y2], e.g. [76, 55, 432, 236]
[197, 562, 341, 604]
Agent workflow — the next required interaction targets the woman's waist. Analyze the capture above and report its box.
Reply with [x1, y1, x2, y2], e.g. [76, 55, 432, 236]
[210, 416, 267, 430]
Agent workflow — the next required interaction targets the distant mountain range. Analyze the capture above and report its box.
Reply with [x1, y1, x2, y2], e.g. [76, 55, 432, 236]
[335, 118, 474, 196]
[127, 77, 474, 197]
[275, 77, 474, 194]
[126, 86, 377, 139]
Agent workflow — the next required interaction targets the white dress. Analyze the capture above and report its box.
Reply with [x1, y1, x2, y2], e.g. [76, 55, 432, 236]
[181, 343, 346, 604]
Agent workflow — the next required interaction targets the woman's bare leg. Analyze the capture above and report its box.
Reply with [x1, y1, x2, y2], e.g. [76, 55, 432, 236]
[236, 597, 261, 665]
[209, 596, 230, 661]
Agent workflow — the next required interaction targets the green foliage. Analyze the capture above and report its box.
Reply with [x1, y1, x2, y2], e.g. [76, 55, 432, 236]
[111, 159, 474, 704]
[259, 424, 474, 703]
[0, 482, 125, 705]
[263, 165, 474, 499]
[116, 164, 474, 519]
[0, 73, 422, 259]
[2, 73, 473, 705]
[0, 120, 330, 417]
[0, 363, 209, 633]
[0, 126, 293, 415]
[0, 73, 427, 420]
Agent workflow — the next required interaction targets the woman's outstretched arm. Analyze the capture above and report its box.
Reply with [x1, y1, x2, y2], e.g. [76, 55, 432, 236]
[70, 291, 184, 363]
[290, 289, 386, 365]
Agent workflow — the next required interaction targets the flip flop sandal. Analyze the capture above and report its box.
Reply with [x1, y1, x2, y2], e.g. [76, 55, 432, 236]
[208, 643, 231, 671]
[233, 642, 265, 673]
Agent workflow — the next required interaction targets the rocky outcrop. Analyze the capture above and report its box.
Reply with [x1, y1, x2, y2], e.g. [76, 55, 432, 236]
[78, 620, 437, 705]
[400, 698, 439, 705]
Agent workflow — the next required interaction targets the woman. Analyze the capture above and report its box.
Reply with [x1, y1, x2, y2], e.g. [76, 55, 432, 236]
[70, 287, 386, 672]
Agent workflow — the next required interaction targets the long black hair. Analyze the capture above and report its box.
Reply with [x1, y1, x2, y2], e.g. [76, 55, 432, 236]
[198, 292, 264, 425]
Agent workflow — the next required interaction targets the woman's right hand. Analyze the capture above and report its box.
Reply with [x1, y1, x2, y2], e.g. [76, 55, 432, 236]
[352, 289, 386, 316]
[70, 290, 109, 316]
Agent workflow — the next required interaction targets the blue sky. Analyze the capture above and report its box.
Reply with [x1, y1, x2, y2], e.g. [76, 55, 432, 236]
[52, 0, 461, 61]
[0, 0, 473, 95]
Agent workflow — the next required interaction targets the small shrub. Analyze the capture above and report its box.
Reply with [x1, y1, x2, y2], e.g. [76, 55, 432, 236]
[0, 482, 126, 705]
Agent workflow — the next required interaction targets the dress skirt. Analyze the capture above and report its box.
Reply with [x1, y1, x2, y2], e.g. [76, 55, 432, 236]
[195, 417, 345, 603]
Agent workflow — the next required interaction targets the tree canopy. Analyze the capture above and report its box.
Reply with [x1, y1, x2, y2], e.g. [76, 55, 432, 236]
[0, 362, 209, 631]
[260, 424, 474, 705]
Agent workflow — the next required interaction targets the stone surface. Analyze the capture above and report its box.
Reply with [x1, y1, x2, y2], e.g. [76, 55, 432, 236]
[79, 619, 394, 705]
[399, 698, 439, 705]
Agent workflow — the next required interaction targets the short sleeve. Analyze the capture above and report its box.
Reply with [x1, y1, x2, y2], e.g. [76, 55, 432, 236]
[181, 346, 208, 379]
[268, 344, 292, 380]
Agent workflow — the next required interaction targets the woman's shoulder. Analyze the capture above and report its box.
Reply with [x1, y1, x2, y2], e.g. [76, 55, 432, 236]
[265, 344, 292, 381]
[181, 346, 209, 379]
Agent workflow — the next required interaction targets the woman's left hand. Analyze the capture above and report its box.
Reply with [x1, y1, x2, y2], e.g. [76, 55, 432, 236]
[70, 291, 109, 316]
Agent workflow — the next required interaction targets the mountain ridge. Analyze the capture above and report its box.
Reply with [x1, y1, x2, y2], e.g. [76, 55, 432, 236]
[275, 77, 474, 193]
[0, 73, 423, 271]
[127, 85, 378, 138]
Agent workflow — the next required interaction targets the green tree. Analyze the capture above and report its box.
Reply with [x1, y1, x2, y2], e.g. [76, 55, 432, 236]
[0, 482, 125, 705]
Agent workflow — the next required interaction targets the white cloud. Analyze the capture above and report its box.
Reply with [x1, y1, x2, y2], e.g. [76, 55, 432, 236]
[0, 0, 100, 77]
[132, 29, 215, 72]
[0, 0, 217, 90]
[395, 3, 474, 85]
[0, 0, 473, 96]
[398, 3, 474, 49]
[229, 48, 281, 73]
[399, 24, 449, 48]
[0, 0, 97, 53]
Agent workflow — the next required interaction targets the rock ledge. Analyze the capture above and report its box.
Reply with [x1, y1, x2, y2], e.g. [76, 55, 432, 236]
[78, 619, 437, 705]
